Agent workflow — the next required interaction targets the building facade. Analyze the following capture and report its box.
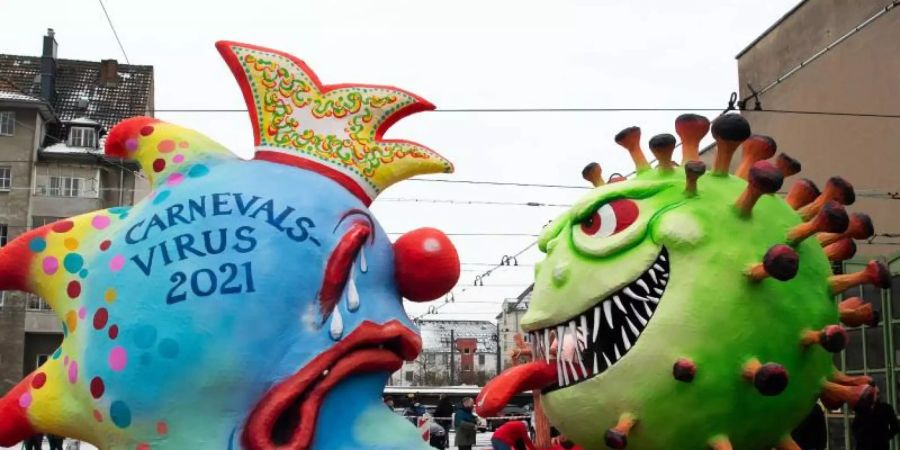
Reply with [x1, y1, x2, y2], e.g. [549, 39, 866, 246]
[390, 319, 498, 387]
[497, 286, 532, 371]
[0, 30, 153, 393]
[725, 2, 900, 448]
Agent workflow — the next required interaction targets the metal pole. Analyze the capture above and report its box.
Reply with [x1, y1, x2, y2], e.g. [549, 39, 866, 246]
[449, 329, 455, 385]
[495, 322, 501, 374]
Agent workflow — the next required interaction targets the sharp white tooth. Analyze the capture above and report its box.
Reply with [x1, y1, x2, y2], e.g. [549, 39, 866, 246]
[359, 247, 368, 273]
[347, 274, 360, 312]
[648, 268, 658, 284]
[630, 304, 647, 326]
[612, 295, 626, 312]
[653, 288, 664, 295]
[623, 287, 650, 302]
[329, 309, 343, 340]
[661, 273, 669, 279]
[653, 263, 664, 271]
[570, 322, 587, 375]
[567, 359, 580, 381]
[603, 300, 614, 328]
[593, 353, 599, 373]
[660, 254, 667, 262]
[626, 317, 640, 336]
[636, 279, 650, 294]
[557, 326, 570, 386]
[556, 358, 564, 387]
[543, 330, 551, 363]
[592, 306, 601, 342]
[603, 352, 612, 367]
[579, 315, 589, 350]
[621, 328, 631, 350]
[643, 300, 653, 317]
[614, 344, 621, 360]
[647, 296, 660, 304]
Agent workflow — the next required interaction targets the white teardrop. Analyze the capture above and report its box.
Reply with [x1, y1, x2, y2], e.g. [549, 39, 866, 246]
[329, 308, 343, 340]
[359, 247, 368, 273]
[347, 274, 360, 312]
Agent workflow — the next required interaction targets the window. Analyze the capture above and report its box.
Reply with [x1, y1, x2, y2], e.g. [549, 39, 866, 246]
[0, 111, 14, 136]
[0, 166, 10, 191]
[26, 294, 52, 311]
[50, 176, 84, 197]
[35, 354, 49, 370]
[478, 354, 485, 366]
[405, 371, 414, 382]
[32, 216, 63, 227]
[69, 127, 96, 148]
[0, 291, 6, 309]
[0, 223, 6, 246]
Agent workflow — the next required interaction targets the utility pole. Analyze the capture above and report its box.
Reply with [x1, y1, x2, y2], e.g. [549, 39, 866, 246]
[449, 329, 455, 385]
[494, 324, 501, 374]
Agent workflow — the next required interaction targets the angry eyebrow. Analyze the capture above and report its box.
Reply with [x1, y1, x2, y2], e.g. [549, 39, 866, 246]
[571, 181, 675, 223]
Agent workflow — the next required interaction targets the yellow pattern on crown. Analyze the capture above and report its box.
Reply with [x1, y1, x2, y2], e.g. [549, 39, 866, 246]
[216, 41, 453, 202]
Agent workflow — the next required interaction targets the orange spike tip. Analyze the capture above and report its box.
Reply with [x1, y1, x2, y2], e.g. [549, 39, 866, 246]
[839, 297, 880, 327]
[830, 371, 873, 387]
[675, 113, 710, 163]
[684, 161, 706, 197]
[775, 153, 801, 178]
[735, 160, 783, 216]
[649, 133, 677, 173]
[710, 113, 751, 175]
[829, 260, 891, 295]
[708, 435, 733, 450]
[824, 238, 857, 261]
[787, 200, 848, 246]
[615, 126, 650, 172]
[799, 176, 856, 220]
[746, 244, 798, 281]
[605, 413, 636, 449]
[743, 359, 788, 396]
[673, 358, 697, 382]
[818, 212, 874, 246]
[801, 325, 848, 353]
[821, 381, 878, 412]
[735, 135, 777, 179]
[785, 179, 820, 210]
[582, 162, 604, 187]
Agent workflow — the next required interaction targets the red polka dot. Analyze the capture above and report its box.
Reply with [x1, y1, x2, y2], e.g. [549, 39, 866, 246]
[157, 140, 175, 153]
[93, 409, 103, 422]
[152, 158, 166, 172]
[31, 372, 46, 389]
[156, 421, 168, 435]
[67, 281, 81, 298]
[52, 221, 74, 233]
[140, 126, 154, 136]
[108, 325, 119, 340]
[93, 308, 109, 330]
[100, 240, 112, 251]
[136, 443, 150, 450]
[178, 141, 189, 148]
[90, 377, 105, 399]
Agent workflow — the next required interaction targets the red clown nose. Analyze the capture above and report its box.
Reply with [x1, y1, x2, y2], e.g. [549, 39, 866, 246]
[393, 228, 460, 302]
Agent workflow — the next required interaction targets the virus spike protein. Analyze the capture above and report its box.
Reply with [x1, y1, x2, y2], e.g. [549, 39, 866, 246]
[735, 135, 777, 180]
[649, 134, 677, 173]
[615, 127, 650, 173]
[675, 113, 710, 163]
[582, 162, 605, 187]
[710, 113, 751, 175]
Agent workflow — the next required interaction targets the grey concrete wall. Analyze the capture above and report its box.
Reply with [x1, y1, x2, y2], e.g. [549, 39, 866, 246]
[23, 332, 62, 374]
[0, 292, 26, 392]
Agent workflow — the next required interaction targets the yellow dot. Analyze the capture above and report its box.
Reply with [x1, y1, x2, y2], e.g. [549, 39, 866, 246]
[64, 238, 79, 250]
[104, 288, 117, 304]
[66, 310, 78, 333]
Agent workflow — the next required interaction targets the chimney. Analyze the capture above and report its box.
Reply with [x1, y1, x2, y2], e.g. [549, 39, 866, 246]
[99, 59, 119, 87]
[40, 28, 58, 101]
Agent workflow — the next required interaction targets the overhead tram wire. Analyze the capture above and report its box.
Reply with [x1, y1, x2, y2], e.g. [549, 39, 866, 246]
[97, 0, 131, 65]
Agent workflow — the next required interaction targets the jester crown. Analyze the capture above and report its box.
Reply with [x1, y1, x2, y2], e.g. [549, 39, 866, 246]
[216, 41, 453, 203]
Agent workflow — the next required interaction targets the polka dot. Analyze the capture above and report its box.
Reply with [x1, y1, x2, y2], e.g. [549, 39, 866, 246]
[140, 125, 154, 136]
[80, 269, 89, 278]
[100, 240, 112, 251]
[78, 307, 87, 319]
[173, 154, 185, 163]
[109, 346, 128, 371]
[136, 443, 150, 450]
[52, 348, 62, 359]
[90, 377, 105, 399]
[140, 353, 152, 366]
[178, 141, 189, 149]
[31, 372, 46, 389]
[134, 325, 157, 349]
[158, 339, 180, 359]
[29, 237, 46, 252]
[42, 256, 59, 275]
[152, 158, 166, 173]
[108, 325, 119, 340]
[152, 190, 171, 205]
[52, 220, 74, 233]
[65, 311, 78, 333]
[64, 253, 84, 274]
[18, 392, 32, 408]
[125, 138, 139, 152]
[93, 409, 103, 422]
[157, 140, 176, 153]
[109, 255, 126, 272]
[92, 215, 111, 230]
[187, 164, 209, 178]
[64, 237, 79, 250]
[93, 308, 109, 330]
[165, 173, 184, 186]
[110, 401, 132, 428]
[156, 421, 168, 435]
[68, 361, 78, 383]
[108, 206, 130, 214]
[67, 281, 82, 298]
[104, 288, 117, 303]
[64, 356, 69, 366]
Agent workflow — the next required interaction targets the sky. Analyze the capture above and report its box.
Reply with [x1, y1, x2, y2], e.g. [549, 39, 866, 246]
[0, 0, 800, 322]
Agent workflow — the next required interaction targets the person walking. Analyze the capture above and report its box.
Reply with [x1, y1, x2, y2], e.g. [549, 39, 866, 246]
[853, 400, 900, 450]
[491, 420, 535, 450]
[23, 434, 44, 450]
[428, 419, 448, 449]
[454, 397, 478, 450]
[791, 402, 827, 450]
[434, 395, 454, 449]
[47, 434, 65, 450]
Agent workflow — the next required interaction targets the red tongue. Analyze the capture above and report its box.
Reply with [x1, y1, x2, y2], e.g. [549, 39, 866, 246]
[476, 361, 557, 417]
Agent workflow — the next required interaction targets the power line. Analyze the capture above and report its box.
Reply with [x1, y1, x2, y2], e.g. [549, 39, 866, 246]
[97, 0, 131, 64]
[379, 197, 571, 207]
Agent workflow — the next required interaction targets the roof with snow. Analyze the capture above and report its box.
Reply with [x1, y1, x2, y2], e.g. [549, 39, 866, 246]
[0, 77, 42, 103]
[417, 319, 498, 353]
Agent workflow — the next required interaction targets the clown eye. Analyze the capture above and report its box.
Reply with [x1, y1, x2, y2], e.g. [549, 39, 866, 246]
[578, 199, 639, 238]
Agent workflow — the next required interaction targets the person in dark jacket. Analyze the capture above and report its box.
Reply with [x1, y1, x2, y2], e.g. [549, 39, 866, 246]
[434, 395, 455, 448]
[853, 400, 900, 450]
[24, 434, 44, 450]
[791, 402, 827, 450]
[454, 397, 478, 450]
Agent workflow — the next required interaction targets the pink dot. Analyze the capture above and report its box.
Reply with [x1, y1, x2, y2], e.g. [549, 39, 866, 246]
[109, 346, 128, 371]
[78, 307, 87, 320]
[109, 255, 126, 272]
[68, 361, 78, 383]
[18, 392, 32, 408]
[92, 215, 111, 230]
[165, 173, 184, 186]
[173, 154, 185, 163]
[157, 140, 176, 153]
[42, 256, 59, 275]
[63, 355, 69, 366]
[125, 138, 139, 152]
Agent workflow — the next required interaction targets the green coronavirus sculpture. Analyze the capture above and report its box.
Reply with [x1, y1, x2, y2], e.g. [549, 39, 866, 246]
[478, 113, 890, 450]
